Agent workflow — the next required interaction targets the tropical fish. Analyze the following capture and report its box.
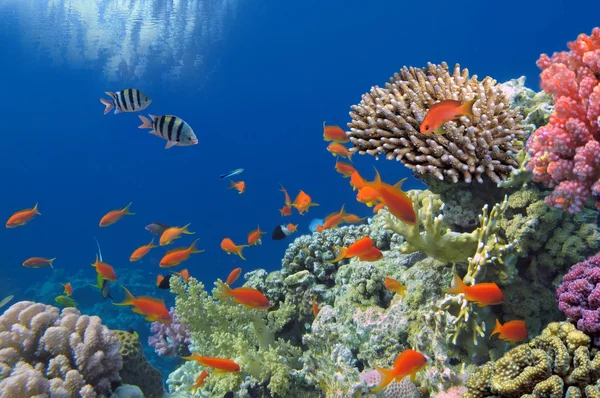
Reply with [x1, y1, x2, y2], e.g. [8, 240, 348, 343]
[22, 257, 55, 269]
[371, 349, 427, 392]
[220, 238, 248, 260]
[292, 190, 319, 215]
[490, 319, 528, 344]
[228, 180, 245, 194]
[326, 143, 353, 161]
[366, 172, 416, 225]
[182, 354, 240, 372]
[342, 214, 366, 224]
[62, 282, 73, 296]
[138, 114, 198, 149]
[0, 295, 14, 309]
[160, 223, 194, 246]
[312, 298, 320, 317]
[220, 168, 244, 179]
[323, 122, 349, 143]
[92, 238, 113, 299]
[127, 328, 139, 339]
[156, 274, 172, 290]
[146, 222, 169, 236]
[247, 226, 266, 246]
[419, 99, 476, 135]
[443, 273, 504, 306]
[356, 186, 381, 207]
[100, 89, 151, 115]
[173, 269, 190, 283]
[358, 246, 383, 262]
[91, 254, 117, 282]
[373, 203, 385, 213]
[6, 203, 40, 228]
[308, 218, 324, 233]
[349, 171, 366, 191]
[329, 237, 375, 263]
[316, 205, 348, 232]
[384, 277, 406, 298]
[130, 238, 157, 262]
[99, 202, 135, 227]
[279, 205, 293, 216]
[191, 370, 209, 394]
[272, 223, 297, 240]
[160, 239, 204, 268]
[226, 268, 242, 285]
[113, 286, 172, 323]
[55, 295, 77, 308]
[334, 160, 355, 177]
[214, 281, 270, 309]
[279, 183, 292, 207]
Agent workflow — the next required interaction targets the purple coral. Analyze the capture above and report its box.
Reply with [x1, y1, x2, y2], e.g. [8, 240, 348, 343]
[556, 252, 600, 344]
[148, 307, 191, 357]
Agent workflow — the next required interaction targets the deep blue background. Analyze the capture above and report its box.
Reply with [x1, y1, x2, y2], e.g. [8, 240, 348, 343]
[0, 0, 596, 315]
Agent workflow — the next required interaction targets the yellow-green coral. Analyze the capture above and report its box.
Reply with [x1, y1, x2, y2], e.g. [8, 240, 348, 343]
[170, 276, 301, 397]
[497, 149, 532, 189]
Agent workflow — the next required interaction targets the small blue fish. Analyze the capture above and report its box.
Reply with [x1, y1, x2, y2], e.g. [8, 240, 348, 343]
[220, 168, 244, 179]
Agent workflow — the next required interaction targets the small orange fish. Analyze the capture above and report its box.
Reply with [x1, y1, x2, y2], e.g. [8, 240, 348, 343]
[247, 226, 266, 246]
[6, 203, 41, 228]
[160, 223, 194, 246]
[228, 180, 245, 194]
[312, 298, 320, 317]
[292, 190, 319, 215]
[373, 203, 386, 212]
[279, 205, 293, 216]
[323, 122, 349, 143]
[114, 286, 171, 323]
[226, 267, 242, 285]
[279, 183, 292, 207]
[356, 186, 381, 207]
[317, 205, 347, 232]
[221, 238, 248, 260]
[349, 171, 366, 191]
[335, 160, 355, 177]
[191, 370, 209, 394]
[372, 349, 427, 392]
[358, 246, 383, 262]
[385, 277, 406, 298]
[160, 239, 204, 268]
[173, 269, 191, 283]
[91, 254, 117, 282]
[22, 257, 55, 269]
[182, 354, 240, 372]
[443, 273, 504, 306]
[62, 282, 73, 296]
[327, 143, 353, 161]
[367, 172, 416, 225]
[130, 238, 157, 262]
[286, 223, 297, 234]
[420, 99, 476, 135]
[99, 202, 135, 227]
[490, 319, 528, 344]
[342, 214, 366, 224]
[215, 281, 270, 309]
[329, 237, 375, 263]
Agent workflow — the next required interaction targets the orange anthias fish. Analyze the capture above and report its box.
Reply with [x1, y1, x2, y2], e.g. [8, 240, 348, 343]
[62, 282, 73, 296]
[372, 349, 427, 392]
[349, 171, 366, 191]
[335, 160, 355, 177]
[327, 143, 353, 161]
[182, 354, 240, 372]
[419, 98, 476, 135]
[385, 277, 407, 298]
[91, 255, 118, 282]
[22, 257, 55, 269]
[160, 223, 195, 246]
[114, 286, 171, 323]
[279, 205, 293, 216]
[228, 180, 245, 194]
[356, 186, 381, 207]
[6, 203, 41, 228]
[490, 319, 528, 344]
[173, 269, 191, 283]
[323, 122, 349, 143]
[292, 190, 319, 215]
[221, 238, 248, 260]
[317, 205, 348, 232]
[191, 370, 209, 394]
[99, 202, 135, 227]
[279, 183, 292, 207]
[160, 239, 204, 268]
[329, 237, 375, 263]
[130, 238, 157, 262]
[215, 281, 270, 309]
[367, 172, 416, 225]
[358, 246, 383, 262]
[226, 267, 242, 285]
[342, 214, 366, 224]
[247, 226, 266, 246]
[443, 273, 504, 306]
[312, 298, 320, 317]
[373, 203, 386, 213]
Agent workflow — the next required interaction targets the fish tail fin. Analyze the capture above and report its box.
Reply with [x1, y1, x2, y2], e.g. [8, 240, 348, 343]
[490, 319, 502, 338]
[33, 202, 41, 215]
[138, 115, 152, 129]
[182, 223, 195, 235]
[113, 286, 135, 306]
[311, 202, 320, 207]
[214, 281, 233, 299]
[347, 152, 353, 162]
[328, 247, 347, 263]
[443, 273, 467, 295]
[149, 238, 157, 248]
[227, 180, 237, 189]
[461, 98, 477, 118]
[100, 97, 114, 115]
[236, 246, 248, 260]
[189, 238, 204, 254]
[48, 258, 56, 269]
[123, 202, 135, 215]
[371, 367, 395, 392]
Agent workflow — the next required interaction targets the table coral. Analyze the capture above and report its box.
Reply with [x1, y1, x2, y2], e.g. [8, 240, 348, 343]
[526, 27, 600, 213]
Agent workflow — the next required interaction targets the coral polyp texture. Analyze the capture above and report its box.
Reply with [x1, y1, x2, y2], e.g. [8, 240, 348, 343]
[0, 301, 122, 397]
[526, 27, 600, 213]
[346, 62, 527, 184]
[148, 307, 191, 357]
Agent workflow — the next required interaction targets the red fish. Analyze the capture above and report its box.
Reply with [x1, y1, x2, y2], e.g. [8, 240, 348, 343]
[160, 223, 194, 246]
[356, 186, 381, 207]
[490, 319, 527, 344]
[226, 268, 242, 285]
[335, 160, 355, 177]
[130, 238, 157, 262]
[358, 246, 383, 262]
[419, 99, 476, 135]
[312, 298, 320, 317]
[22, 257, 55, 269]
[62, 282, 73, 296]
[292, 191, 319, 215]
[160, 239, 204, 268]
[384, 277, 406, 298]
[215, 282, 270, 309]
[443, 273, 503, 306]
[99, 202, 135, 227]
[6, 203, 41, 228]
[373, 203, 385, 213]
[247, 226, 266, 246]
[327, 143, 353, 161]
[372, 349, 427, 392]
[228, 180, 245, 194]
[329, 237, 375, 263]
[114, 286, 171, 323]
[349, 171, 366, 191]
[279, 205, 293, 216]
[342, 214, 366, 224]
[323, 122, 349, 143]
[279, 183, 292, 207]
[317, 205, 347, 232]
[182, 354, 240, 372]
[366, 172, 416, 225]
[91, 255, 117, 282]
[173, 269, 191, 283]
[221, 238, 248, 260]
[191, 370, 209, 393]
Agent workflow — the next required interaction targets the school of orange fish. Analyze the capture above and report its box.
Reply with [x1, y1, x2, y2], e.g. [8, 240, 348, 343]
[5, 93, 527, 392]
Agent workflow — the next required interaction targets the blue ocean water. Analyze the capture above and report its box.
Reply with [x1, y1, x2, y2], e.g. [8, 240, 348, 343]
[0, 0, 597, 380]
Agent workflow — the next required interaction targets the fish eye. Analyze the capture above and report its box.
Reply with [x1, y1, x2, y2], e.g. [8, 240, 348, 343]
[424, 125, 430, 130]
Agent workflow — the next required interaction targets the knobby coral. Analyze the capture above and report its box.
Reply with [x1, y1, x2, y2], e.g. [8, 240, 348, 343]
[347, 62, 526, 184]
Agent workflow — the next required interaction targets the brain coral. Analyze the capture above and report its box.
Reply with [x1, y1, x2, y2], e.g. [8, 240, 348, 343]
[347, 62, 527, 184]
[0, 301, 122, 397]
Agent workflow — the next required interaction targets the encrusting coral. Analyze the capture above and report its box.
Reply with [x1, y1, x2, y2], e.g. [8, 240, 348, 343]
[0, 301, 122, 397]
[347, 62, 527, 184]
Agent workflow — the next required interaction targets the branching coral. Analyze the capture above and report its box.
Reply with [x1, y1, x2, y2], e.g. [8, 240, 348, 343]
[347, 62, 526, 184]
[148, 307, 191, 357]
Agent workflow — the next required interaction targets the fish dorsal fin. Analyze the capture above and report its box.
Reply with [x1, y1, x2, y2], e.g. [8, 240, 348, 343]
[393, 178, 408, 190]
[94, 237, 103, 262]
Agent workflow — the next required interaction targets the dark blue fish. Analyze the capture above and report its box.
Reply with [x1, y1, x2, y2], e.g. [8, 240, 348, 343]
[220, 168, 244, 179]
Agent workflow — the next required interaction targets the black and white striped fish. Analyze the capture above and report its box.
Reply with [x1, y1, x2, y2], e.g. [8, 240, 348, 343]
[138, 114, 198, 149]
[100, 89, 152, 115]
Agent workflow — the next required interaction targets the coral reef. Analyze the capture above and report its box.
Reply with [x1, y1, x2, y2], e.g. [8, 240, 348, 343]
[149, 307, 191, 357]
[0, 301, 122, 397]
[526, 27, 600, 213]
[465, 322, 600, 397]
[347, 62, 527, 184]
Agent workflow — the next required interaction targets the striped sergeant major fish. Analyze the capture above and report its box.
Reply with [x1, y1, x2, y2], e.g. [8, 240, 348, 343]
[138, 114, 198, 149]
[100, 89, 152, 115]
